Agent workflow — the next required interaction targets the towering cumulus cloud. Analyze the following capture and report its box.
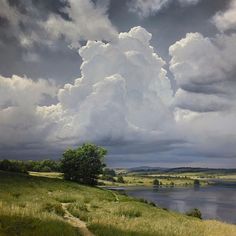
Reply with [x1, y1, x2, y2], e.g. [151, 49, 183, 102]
[0, 27, 174, 157]
[52, 26, 173, 145]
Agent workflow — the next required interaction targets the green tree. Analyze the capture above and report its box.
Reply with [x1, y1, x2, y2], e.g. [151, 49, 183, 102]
[0, 160, 27, 173]
[153, 179, 160, 186]
[103, 168, 116, 177]
[61, 143, 107, 185]
[117, 175, 125, 183]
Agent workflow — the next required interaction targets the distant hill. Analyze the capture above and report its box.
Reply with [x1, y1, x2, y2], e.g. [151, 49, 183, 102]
[124, 166, 236, 175]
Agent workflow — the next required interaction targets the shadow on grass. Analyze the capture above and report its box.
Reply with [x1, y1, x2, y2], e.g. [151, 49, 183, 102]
[0, 215, 81, 236]
[89, 223, 162, 236]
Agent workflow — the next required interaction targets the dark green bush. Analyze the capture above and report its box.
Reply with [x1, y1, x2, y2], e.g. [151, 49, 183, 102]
[117, 209, 142, 218]
[186, 208, 202, 219]
[153, 179, 159, 186]
[117, 175, 125, 183]
[42, 203, 65, 216]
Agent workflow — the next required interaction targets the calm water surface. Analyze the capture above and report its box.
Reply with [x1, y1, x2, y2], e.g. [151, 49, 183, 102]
[112, 184, 236, 224]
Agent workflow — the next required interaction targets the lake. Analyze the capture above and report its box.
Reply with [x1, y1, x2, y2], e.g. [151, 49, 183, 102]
[111, 184, 236, 224]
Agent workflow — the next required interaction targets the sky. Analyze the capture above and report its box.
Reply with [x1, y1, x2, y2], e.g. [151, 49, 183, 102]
[0, 0, 236, 168]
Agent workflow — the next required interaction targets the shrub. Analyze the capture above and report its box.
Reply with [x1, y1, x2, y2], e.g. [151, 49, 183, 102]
[117, 175, 125, 183]
[100, 175, 116, 182]
[117, 209, 142, 218]
[148, 201, 156, 207]
[11, 192, 21, 199]
[186, 208, 202, 219]
[40, 166, 52, 172]
[138, 198, 148, 204]
[103, 168, 116, 177]
[42, 203, 65, 216]
[153, 179, 160, 186]
[0, 160, 27, 174]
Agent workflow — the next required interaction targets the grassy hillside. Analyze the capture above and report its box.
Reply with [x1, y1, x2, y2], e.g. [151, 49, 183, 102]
[0, 171, 236, 236]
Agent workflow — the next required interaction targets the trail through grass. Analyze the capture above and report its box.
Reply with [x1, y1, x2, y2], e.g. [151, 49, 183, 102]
[62, 203, 94, 236]
[0, 171, 236, 236]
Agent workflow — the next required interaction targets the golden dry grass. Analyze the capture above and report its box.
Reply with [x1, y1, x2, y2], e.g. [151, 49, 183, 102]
[0, 171, 235, 236]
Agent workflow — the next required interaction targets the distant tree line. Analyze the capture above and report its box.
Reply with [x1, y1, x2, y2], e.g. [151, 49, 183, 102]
[0, 143, 110, 186]
[0, 159, 61, 174]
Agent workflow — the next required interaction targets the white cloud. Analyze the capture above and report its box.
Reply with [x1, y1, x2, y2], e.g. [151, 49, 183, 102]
[213, 0, 236, 32]
[0, 75, 57, 108]
[0, 27, 174, 156]
[178, 0, 200, 6]
[169, 32, 236, 94]
[0, 0, 23, 27]
[169, 31, 236, 158]
[128, 0, 200, 17]
[0, 0, 117, 49]
[0, 75, 57, 148]
[1, 24, 236, 163]
[42, 0, 118, 48]
[174, 108, 236, 158]
[53, 26, 173, 145]
[174, 89, 231, 112]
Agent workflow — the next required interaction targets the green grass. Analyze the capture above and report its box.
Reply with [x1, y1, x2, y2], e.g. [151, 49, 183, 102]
[101, 170, 236, 187]
[0, 171, 236, 236]
[100, 175, 204, 187]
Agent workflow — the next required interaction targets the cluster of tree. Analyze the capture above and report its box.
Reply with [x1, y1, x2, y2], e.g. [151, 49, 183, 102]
[100, 168, 126, 184]
[0, 159, 28, 174]
[100, 168, 116, 182]
[1, 143, 108, 186]
[61, 143, 107, 185]
[153, 179, 164, 186]
[26, 160, 61, 172]
[0, 159, 61, 173]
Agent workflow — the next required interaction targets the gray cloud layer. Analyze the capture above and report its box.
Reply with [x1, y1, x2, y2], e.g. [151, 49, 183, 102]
[0, 0, 236, 167]
[0, 0, 117, 48]
[128, 0, 201, 17]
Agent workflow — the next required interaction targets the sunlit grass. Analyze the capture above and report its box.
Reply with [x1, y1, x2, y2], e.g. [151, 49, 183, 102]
[100, 175, 198, 187]
[0, 171, 236, 236]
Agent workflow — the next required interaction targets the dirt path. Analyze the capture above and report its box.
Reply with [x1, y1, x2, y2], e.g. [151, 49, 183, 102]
[61, 203, 95, 236]
[110, 190, 119, 202]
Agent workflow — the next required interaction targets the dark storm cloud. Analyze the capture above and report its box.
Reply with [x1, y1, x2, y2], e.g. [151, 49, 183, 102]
[0, 0, 81, 84]
[0, 0, 231, 85]
[107, 0, 231, 92]
[108, 0, 230, 59]
[0, 0, 117, 84]
[1, 0, 236, 168]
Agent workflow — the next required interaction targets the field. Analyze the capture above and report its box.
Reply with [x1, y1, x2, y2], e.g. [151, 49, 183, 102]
[1, 171, 236, 236]
[101, 169, 236, 187]
[101, 174, 205, 187]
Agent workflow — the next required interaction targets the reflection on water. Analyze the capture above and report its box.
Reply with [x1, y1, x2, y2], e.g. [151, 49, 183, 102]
[116, 184, 236, 224]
